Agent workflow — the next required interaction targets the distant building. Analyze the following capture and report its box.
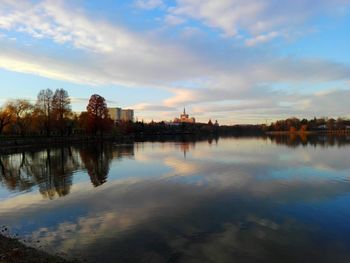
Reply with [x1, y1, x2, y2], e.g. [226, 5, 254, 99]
[121, 109, 134, 122]
[108, 108, 134, 122]
[108, 107, 122, 122]
[174, 108, 195, 124]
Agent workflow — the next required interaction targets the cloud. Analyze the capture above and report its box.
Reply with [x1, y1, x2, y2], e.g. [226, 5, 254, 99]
[162, 66, 350, 123]
[134, 0, 164, 10]
[188, 88, 350, 122]
[163, 58, 350, 107]
[297, 89, 350, 117]
[130, 103, 177, 112]
[0, 1, 211, 87]
[245, 31, 279, 46]
[164, 14, 186, 26]
[0, 0, 349, 123]
[70, 97, 118, 106]
[0, 47, 95, 84]
[168, 0, 350, 40]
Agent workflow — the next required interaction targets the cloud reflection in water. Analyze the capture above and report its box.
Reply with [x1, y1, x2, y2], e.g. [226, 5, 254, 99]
[1, 136, 350, 262]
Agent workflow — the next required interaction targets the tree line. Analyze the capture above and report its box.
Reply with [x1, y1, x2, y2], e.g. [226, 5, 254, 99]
[2, 89, 348, 137]
[0, 89, 114, 136]
[267, 117, 350, 132]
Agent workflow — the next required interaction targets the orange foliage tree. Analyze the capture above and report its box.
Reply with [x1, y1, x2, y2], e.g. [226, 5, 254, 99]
[85, 94, 113, 135]
[0, 107, 13, 134]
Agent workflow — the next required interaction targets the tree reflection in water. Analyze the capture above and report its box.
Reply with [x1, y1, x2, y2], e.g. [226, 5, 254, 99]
[79, 143, 113, 187]
[0, 143, 135, 198]
[0, 147, 80, 199]
[0, 152, 35, 191]
[267, 134, 350, 148]
[2, 137, 350, 262]
[0, 136, 350, 200]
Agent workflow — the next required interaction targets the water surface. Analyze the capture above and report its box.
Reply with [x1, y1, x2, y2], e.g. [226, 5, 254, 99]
[1, 136, 350, 262]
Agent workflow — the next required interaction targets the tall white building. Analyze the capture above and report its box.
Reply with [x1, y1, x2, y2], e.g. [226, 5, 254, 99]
[121, 109, 134, 122]
[108, 107, 122, 122]
[108, 108, 134, 122]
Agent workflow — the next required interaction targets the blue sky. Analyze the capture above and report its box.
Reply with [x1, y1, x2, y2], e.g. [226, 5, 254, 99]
[0, 0, 349, 124]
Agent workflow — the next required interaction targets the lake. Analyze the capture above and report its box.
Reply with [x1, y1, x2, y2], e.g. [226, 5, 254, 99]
[1, 135, 350, 262]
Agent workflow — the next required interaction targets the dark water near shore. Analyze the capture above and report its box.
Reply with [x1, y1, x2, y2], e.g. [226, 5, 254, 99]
[1, 135, 350, 262]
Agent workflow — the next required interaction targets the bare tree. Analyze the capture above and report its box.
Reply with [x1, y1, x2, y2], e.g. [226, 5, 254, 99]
[36, 89, 54, 135]
[52, 89, 72, 135]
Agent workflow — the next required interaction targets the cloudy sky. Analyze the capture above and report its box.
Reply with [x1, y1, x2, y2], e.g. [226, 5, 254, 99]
[0, 0, 349, 124]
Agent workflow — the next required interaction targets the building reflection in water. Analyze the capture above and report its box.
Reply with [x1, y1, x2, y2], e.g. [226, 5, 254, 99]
[179, 142, 193, 160]
[165, 136, 219, 159]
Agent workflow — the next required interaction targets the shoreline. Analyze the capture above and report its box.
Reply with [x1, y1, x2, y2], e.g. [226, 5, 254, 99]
[0, 234, 78, 263]
[0, 135, 134, 153]
[0, 131, 349, 152]
[266, 130, 350, 135]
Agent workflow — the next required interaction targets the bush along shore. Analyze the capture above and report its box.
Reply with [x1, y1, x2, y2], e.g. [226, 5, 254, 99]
[0, 234, 80, 263]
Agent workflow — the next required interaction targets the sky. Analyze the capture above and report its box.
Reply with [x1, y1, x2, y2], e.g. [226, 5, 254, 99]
[0, 0, 349, 124]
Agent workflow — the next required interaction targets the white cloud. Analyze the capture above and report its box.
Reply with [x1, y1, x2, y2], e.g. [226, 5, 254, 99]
[130, 103, 177, 112]
[163, 58, 350, 107]
[159, 56, 350, 123]
[0, 1, 211, 87]
[185, 88, 350, 123]
[169, 0, 264, 37]
[0, 49, 95, 84]
[245, 31, 279, 46]
[169, 0, 350, 40]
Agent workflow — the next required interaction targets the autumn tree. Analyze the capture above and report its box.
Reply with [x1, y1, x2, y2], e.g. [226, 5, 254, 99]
[7, 99, 33, 136]
[36, 89, 54, 135]
[336, 117, 346, 130]
[52, 89, 72, 135]
[0, 106, 13, 134]
[86, 94, 113, 135]
[300, 124, 308, 132]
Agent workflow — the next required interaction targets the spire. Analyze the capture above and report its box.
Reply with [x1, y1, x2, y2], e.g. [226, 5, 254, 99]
[183, 108, 186, 114]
